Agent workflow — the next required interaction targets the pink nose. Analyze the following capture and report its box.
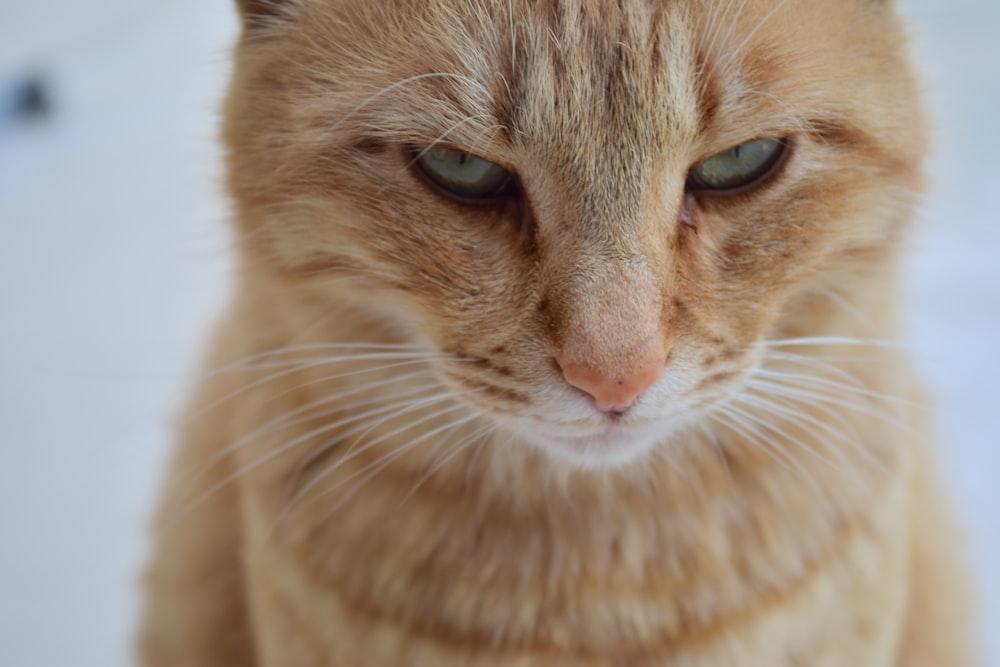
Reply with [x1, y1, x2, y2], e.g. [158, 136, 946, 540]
[556, 338, 667, 414]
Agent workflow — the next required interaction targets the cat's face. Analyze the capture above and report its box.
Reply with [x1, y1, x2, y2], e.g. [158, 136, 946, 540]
[226, 0, 924, 467]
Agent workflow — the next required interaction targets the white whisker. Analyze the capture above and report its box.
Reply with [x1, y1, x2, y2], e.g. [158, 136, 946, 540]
[752, 367, 918, 407]
[329, 72, 491, 134]
[175, 388, 456, 525]
[745, 378, 918, 439]
[723, 400, 848, 473]
[177, 370, 437, 493]
[397, 421, 496, 508]
[296, 408, 485, 528]
[708, 406, 819, 490]
[284, 397, 482, 515]
[756, 336, 907, 351]
[720, 0, 793, 70]
[290, 388, 457, 472]
[184, 357, 448, 425]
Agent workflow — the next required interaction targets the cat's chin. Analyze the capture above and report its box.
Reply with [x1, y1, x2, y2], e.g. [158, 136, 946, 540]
[521, 423, 669, 469]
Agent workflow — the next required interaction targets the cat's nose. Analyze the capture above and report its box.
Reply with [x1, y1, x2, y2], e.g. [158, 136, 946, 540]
[556, 337, 667, 414]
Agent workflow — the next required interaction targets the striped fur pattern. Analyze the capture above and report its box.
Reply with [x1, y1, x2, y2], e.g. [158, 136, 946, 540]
[139, 1, 977, 665]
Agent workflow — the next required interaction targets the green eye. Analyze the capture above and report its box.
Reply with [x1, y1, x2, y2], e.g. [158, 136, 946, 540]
[688, 138, 787, 192]
[414, 147, 514, 201]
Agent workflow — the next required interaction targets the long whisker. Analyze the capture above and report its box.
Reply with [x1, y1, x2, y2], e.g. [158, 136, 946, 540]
[751, 367, 919, 407]
[176, 370, 438, 494]
[329, 72, 491, 134]
[719, 0, 793, 70]
[739, 386, 885, 475]
[732, 390, 876, 475]
[284, 388, 460, 492]
[760, 349, 879, 382]
[208, 342, 433, 374]
[396, 422, 497, 509]
[745, 378, 919, 439]
[708, 406, 819, 490]
[817, 288, 879, 334]
[748, 371, 865, 437]
[709, 0, 753, 65]
[183, 356, 449, 425]
[333, 410, 484, 497]
[173, 388, 457, 526]
[723, 400, 849, 473]
[283, 397, 482, 516]
[696, 421, 734, 485]
[756, 336, 908, 351]
[288, 407, 485, 528]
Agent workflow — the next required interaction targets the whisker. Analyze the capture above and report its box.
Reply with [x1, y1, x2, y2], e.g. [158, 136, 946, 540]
[697, 421, 734, 485]
[760, 349, 878, 381]
[723, 400, 849, 474]
[284, 387, 459, 487]
[817, 288, 879, 334]
[176, 370, 437, 493]
[220, 350, 448, 373]
[713, 0, 753, 64]
[173, 388, 457, 526]
[209, 342, 433, 374]
[396, 421, 496, 509]
[406, 114, 501, 165]
[708, 406, 819, 491]
[291, 408, 485, 529]
[719, 0, 793, 70]
[756, 336, 908, 351]
[184, 357, 447, 425]
[747, 372, 865, 437]
[329, 72, 491, 134]
[283, 397, 482, 515]
[745, 378, 919, 439]
[751, 367, 919, 407]
[738, 388, 884, 475]
[237, 373, 441, 458]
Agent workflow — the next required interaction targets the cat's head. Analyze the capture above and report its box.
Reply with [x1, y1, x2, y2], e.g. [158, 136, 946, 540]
[225, 0, 925, 467]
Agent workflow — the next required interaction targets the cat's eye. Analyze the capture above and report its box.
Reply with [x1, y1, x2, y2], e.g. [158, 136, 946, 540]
[413, 147, 515, 201]
[688, 138, 787, 193]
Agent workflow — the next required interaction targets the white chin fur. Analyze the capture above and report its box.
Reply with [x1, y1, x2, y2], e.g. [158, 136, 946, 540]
[519, 423, 675, 469]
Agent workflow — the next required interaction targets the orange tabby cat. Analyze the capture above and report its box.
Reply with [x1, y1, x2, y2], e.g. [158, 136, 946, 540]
[139, 0, 977, 664]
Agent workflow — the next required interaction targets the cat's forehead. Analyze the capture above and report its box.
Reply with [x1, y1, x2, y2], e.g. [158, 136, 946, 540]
[279, 0, 890, 191]
[429, 3, 700, 119]
[324, 0, 815, 149]
[506, 2, 700, 150]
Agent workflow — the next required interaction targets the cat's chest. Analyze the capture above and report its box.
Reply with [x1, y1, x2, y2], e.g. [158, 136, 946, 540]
[239, 454, 910, 667]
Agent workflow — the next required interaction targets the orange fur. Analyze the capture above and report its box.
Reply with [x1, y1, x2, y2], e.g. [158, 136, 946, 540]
[139, 1, 977, 664]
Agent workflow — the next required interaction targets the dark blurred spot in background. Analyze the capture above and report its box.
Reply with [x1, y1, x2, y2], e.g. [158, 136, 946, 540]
[3, 73, 53, 123]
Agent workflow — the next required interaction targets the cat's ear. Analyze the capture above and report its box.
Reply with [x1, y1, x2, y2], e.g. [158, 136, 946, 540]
[234, 0, 295, 29]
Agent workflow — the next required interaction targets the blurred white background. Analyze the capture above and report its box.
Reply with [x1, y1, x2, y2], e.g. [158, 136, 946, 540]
[0, 1, 996, 665]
